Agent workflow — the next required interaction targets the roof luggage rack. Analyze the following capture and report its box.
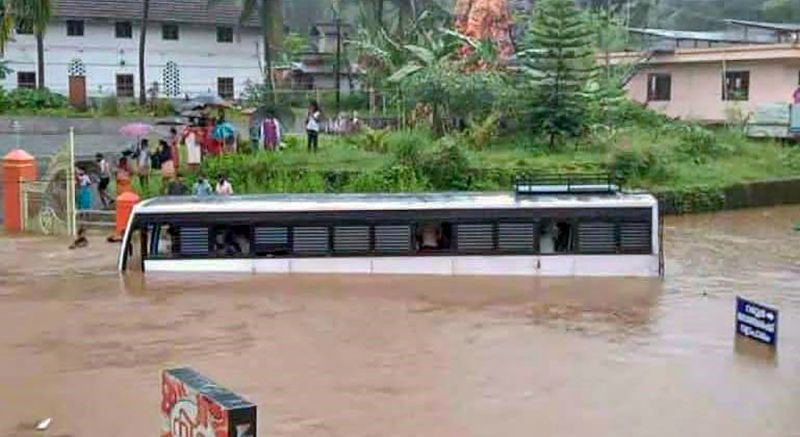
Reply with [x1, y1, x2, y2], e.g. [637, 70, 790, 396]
[514, 173, 620, 195]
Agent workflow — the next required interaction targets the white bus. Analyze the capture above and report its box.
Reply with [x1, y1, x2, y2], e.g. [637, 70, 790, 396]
[118, 178, 662, 277]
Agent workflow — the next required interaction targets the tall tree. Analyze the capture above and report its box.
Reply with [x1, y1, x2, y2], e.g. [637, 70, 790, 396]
[520, 0, 596, 146]
[0, 0, 13, 57]
[211, 0, 285, 105]
[138, 0, 149, 105]
[14, 0, 50, 89]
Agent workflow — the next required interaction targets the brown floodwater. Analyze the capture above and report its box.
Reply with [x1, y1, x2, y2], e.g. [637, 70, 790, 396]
[1, 206, 799, 437]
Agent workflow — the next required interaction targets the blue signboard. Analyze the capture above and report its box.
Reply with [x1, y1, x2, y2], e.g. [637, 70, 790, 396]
[736, 297, 778, 346]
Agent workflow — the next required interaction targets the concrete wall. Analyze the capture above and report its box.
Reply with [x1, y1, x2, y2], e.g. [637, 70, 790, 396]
[626, 59, 800, 122]
[2, 19, 264, 98]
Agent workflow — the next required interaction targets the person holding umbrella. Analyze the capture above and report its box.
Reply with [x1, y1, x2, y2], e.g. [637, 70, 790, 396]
[212, 121, 237, 154]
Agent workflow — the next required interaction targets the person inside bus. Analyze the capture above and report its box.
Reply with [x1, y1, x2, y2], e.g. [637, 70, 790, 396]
[417, 223, 442, 252]
[158, 225, 174, 256]
[540, 222, 556, 254]
[554, 222, 572, 253]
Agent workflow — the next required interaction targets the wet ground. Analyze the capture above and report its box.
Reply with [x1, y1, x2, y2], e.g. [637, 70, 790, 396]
[0, 206, 798, 436]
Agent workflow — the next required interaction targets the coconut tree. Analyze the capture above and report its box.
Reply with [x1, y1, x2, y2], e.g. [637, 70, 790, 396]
[14, 0, 51, 89]
[210, 0, 284, 104]
[138, 0, 149, 105]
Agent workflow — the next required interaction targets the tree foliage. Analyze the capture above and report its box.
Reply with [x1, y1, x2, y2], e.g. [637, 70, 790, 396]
[519, 0, 596, 146]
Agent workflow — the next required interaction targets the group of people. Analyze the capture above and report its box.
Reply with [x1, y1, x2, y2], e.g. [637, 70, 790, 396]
[72, 102, 343, 210]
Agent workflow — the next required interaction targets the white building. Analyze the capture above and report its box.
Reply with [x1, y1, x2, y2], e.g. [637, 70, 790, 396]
[1, 0, 267, 100]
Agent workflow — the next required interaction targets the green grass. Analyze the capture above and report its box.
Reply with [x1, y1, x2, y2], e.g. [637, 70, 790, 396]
[123, 125, 800, 200]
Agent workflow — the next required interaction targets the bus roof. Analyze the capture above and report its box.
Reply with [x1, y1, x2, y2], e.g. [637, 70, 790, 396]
[133, 192, 658, 214]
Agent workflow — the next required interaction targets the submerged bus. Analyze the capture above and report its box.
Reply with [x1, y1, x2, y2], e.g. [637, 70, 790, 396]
[118, 178, 663, 277]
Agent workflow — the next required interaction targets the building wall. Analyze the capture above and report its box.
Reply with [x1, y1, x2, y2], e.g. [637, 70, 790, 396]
[626, 59, 800, 122]
[2, 19, 264, 98]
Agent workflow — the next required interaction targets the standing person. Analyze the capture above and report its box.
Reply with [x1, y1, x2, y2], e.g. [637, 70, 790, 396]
[184, 127, 202, 173]
[95, 153, 112, 208]
[159, 139, 176, 192]
[192, 174, 213, 196]
[168, 127, 181, 171]
[306, 101, 321, 153]
[116, 156, 132, 194]
[261, 111, 281, 151]
[167, 174, 189, 195]
[76, 168, 93, 210]
[135, 138, 151, 190]
[215, 174, 234, 196]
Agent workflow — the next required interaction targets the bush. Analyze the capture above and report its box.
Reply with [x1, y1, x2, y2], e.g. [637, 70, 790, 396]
[422, 137, 472, 190]
[670, 124, 731, 163]
[1, 88, 68, 111]
[152, 98, 176, 117]
[607, 141, 668, 183]
[100, 95, 119, 116]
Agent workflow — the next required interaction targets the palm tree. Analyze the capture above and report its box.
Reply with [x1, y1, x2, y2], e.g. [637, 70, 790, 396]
[210, 0, 284, 104]
[138, 0, 150, 105]
[13, 0, 51, 89]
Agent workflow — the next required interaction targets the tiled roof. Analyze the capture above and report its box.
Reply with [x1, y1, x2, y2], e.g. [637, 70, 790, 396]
[55, 0, 259, 26]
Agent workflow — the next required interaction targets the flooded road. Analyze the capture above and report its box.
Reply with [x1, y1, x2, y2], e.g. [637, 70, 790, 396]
[1, 206, 798, 436]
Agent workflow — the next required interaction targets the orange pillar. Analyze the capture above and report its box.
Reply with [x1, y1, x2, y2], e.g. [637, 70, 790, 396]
[115, 191, 140, 237]
[2, 149, 37, 233]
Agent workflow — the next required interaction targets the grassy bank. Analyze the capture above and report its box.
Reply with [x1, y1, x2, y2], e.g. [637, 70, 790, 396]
[130, 125, 800, 214]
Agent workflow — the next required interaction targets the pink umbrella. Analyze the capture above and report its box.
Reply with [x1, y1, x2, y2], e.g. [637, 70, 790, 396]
[119, 122, 152, 138]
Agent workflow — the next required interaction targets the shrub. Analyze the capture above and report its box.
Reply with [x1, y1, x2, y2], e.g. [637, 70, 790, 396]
[607, 141, 668, 183]
[422, 137, 472, 190]
[3, 88, 68, 111]
[360, 127, 391, 153]
[100, 95, 119, 116]
[464, 112, 500, 150]
[670, 124, 732, 163]
[152, 98, 176, 117]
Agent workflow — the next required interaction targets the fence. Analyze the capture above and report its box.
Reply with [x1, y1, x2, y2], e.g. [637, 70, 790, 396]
[20, 179, 70, 235]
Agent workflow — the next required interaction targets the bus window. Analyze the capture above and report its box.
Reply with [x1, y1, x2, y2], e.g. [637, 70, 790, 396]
[150, 224, 179, 258]
[540, 220, 575, 254]
[416, 222, 452, 253]
[254, 226, 290, 256]
[212, 225, 251, 257]
[125, 226, 147, 271]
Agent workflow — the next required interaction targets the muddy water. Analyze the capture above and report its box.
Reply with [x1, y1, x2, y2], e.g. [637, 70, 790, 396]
[1, 207, 799, 437]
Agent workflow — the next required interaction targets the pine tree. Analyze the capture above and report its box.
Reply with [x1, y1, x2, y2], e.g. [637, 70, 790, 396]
[521, 0, 596, 147]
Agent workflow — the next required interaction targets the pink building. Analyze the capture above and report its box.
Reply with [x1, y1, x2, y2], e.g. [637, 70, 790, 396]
[611, 44, 800, 123]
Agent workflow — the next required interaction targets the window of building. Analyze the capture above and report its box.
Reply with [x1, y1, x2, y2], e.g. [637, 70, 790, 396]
[17, 72, 36, 89]
[217, 77, 234, 99]
[66, 20, 84, 37]
[647, 73, 671, 101]
[116, 74, 134, 97]
[162, 61, 182, 97]
[115, 21, 132, 38]
[217, 26, 234, 43]
[723, 71, 749, 101]
[162, 24, 179, 40]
